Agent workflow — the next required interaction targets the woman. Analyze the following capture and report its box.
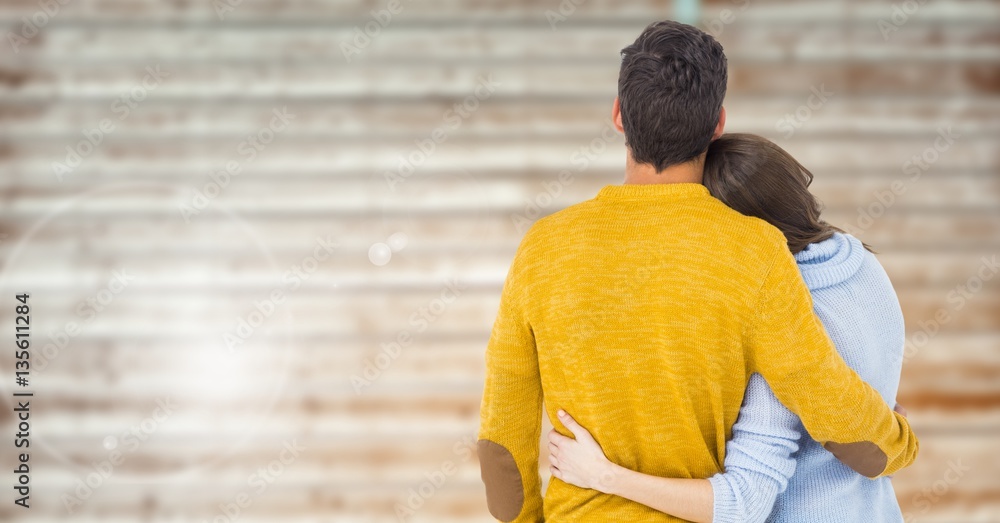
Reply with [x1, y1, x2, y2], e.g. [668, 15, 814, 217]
[548, 133, 906, 523]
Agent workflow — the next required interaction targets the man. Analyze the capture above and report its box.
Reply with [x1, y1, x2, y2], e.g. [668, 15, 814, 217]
[478, 20, 918, 522]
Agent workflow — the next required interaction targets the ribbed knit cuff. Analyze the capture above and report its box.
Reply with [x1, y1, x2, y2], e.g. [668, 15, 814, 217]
[708, 473, 744, 523]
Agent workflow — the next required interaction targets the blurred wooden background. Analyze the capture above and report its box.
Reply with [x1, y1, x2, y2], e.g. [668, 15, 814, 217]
[0, 0, 997, 521]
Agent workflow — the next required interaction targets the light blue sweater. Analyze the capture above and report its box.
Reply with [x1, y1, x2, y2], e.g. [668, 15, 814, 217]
[708, 233, 906, 523]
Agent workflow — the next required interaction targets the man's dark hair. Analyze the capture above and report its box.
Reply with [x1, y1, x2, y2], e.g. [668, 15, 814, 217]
[618, 20, 728, 171]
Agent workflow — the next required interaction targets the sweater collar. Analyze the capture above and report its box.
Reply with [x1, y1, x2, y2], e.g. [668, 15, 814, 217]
[794, 233, 867, 291]
[597, 183, 710, 201]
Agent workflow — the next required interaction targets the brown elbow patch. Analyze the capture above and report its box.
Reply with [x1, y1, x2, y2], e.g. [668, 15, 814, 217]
[477, 439, 524, 522]
[824, 440, 888, 478]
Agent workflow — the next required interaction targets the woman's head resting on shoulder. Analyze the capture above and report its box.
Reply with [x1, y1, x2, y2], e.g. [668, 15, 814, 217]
[703, 133, 873, 254]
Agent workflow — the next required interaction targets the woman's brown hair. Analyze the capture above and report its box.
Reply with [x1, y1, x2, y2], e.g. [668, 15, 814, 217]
[703, 133, 872, 255]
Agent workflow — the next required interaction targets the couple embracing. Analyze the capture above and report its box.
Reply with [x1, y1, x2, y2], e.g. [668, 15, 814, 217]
[478, 20, 918, 523]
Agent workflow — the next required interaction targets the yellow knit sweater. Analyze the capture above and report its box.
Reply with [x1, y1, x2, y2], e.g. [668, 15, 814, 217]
[478, 183, 918, 522]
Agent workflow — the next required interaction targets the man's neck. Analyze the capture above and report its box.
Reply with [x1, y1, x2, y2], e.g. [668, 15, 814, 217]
[623, 155, 704, 185]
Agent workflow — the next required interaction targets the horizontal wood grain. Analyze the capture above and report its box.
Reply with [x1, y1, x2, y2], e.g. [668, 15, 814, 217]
[0, 0, 997, 520]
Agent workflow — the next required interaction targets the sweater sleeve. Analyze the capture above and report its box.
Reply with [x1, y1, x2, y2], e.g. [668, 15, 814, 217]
[747, 247, 918, 478]
[478, 238, 544, 523]
[708, 373, 800, 523]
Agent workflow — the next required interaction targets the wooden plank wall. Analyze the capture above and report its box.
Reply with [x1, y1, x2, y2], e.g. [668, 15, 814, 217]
[0, 0, 997, 521]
